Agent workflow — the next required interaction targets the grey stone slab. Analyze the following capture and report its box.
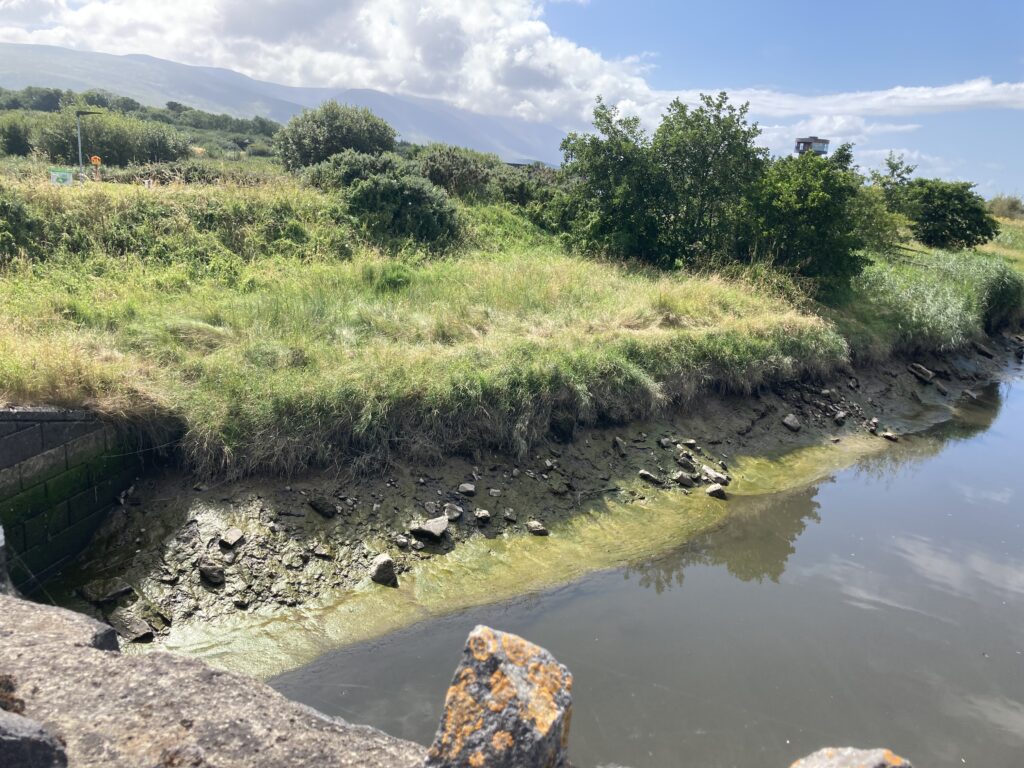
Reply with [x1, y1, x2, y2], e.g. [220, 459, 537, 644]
[0, 425, 42, 470]
[42, 421, 101, 451]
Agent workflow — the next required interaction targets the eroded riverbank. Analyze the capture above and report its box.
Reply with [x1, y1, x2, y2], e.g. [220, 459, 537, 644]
[42, 335, 1024, 678]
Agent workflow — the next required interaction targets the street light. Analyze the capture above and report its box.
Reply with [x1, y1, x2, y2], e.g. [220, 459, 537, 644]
[75, 109, 101, 181]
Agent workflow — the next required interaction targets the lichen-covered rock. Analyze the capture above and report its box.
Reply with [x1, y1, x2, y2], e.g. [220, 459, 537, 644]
[0, 710, 68, 768]
[791, 747, 912, 768]
[426, 625, 573, 768]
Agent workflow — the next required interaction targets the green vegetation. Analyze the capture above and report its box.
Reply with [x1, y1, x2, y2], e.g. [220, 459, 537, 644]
[987, 194, 1024, 221]
[0, 88, 1020, 479]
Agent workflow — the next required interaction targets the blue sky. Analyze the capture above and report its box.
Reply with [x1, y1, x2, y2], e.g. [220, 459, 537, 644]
[2, 0, 1022, 192]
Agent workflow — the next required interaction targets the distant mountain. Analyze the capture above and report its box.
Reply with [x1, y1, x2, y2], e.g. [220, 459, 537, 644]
[0, 43, 565, 164]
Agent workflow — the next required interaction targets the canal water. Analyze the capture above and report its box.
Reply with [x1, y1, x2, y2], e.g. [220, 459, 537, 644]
[271, 379, 1024, 767]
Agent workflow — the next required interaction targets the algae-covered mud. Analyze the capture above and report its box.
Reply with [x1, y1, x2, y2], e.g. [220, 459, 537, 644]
[273, 375, 1024, 768]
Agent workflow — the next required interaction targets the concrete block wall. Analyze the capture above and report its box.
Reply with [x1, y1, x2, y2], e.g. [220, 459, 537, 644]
[0, 408, 143, 591]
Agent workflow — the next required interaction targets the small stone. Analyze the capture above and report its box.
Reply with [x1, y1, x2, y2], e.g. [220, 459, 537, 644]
[443, 502, 463, 520]
[308, 496, 337, 519]
[458, 482, 476, 497]
[198, 560, 225, 586]
[834, 411, 848, 426]
[907, 363, 934, 384]
[935, 381, 949, 396]
[670, 470, 696, 488]
[658, 437, 673, 448]
[972, 340, 996, 358]
[424, 501, 438, 515]
[526, 520, 549, 536]
[675, 454, 697, 472]
[790, 747, 913, 768]
[395, 535, 410, 548]
[782, 413, 801, 432]
[882, 431, 899, 442]
[503, 508, 517, 522]
[81, 578, 134, 604]
[412, 540, 426, 551]
[511, 468, 521, 478]
[219, 527, 244, 548]
[612, 436, 628, 457]
[705, 483, 727, 500]
[474, 509, 492, 524]
[681, 439, 698, 448]
[410, 515, 449, 540]
[637, 469, 664, 485]
[701, 464, 730, 486]
[369, 554, 398, 587]
[488, 488, 502, 498]
[108, 607, 154, 643]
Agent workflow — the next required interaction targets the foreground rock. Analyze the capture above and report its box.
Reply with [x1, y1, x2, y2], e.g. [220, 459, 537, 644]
[411, 515, 450, 540]
[0, 595, 425, 768]
[426, 625, 573, 768]
[369, 553, 398, 587]
[791, 747, 912, 768]
[0, 710, 67, 767]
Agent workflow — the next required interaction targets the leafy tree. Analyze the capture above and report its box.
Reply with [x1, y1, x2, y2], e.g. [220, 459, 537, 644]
[559, 98, 667, 264]
[652, 92, 767, 262]
[37, 109, 192, 166]
[870, 152, 917, 214]
[988, 194, 1024, 220]
[274, 101, 396, 170]
[0, 115, 33, 156]
[848, 183, 908, 254]
[905, 178, 999, 249]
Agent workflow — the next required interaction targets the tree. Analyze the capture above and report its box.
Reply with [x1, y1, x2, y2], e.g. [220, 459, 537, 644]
[988, 194, 1024, 220]
[652, 92, 767, 263]
[905, 178, 999, 249]
[36, 109, 192, 166]
[274, 101, 396, 170]
[870, 152, 916, 214]
[0, 115, 32, 157]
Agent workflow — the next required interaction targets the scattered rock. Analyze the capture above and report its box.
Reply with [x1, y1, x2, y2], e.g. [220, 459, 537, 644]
[308, 496, 337, 519]
[705, 483, 727, 500]
[503, 509, 517, 522]
[410, 516, 449, 540]
[637, 469, 664, 486]
[80, 578, 134, 605]
[675, 454, 697, 472]
[868, 417, 879, 434]
[907, 363, 934, 384]
[782, 414, 801, 432]
[107, 607, 154, 643]
[612, 436, 628, 457]
[0, 710, 68, 768]
[197, 560, 225, 586]
[219, 528, 244, 549]
[424, 501, 438, 516]
[701, 464, 730, 486]
[935, 381, 949, 396]
[488, 488, 502, 498]
[474, 509, 492, 524]
[443, 503, 463, 521]
[972, 340, 996, 359]
[681, 439, 698, 448]
[882, 431, 899, 442]
[833, 411, 848, 426]
[658, 437, 674, 448]
[369, 554, 398, 587]
[790, 747, 912, 768]
[670, 470, 696, 488]
[425, 626, 572, 768]
[395, 535, 410, 549]
[526, 520, 549, 536]
[458, 483, 477, 497]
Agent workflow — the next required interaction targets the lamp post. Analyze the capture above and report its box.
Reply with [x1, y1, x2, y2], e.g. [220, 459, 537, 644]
[75, 109, 101, 181]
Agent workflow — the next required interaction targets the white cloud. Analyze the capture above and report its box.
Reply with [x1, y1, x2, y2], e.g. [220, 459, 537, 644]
[1, 0, 1022, 134]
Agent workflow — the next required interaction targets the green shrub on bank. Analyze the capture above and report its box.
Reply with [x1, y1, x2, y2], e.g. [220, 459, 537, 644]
[416, 144, 503, 199]
[274, 101, 396, 170]
[346, 172, 460, 245]
[303, 150, 412, 190]
[906, 178, 999, 249]
[36, 109, 192, 166]
[988, 194, 1024, 220]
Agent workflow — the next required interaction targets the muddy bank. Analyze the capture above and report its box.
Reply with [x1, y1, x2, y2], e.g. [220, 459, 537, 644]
[42, 334, 1024, 673]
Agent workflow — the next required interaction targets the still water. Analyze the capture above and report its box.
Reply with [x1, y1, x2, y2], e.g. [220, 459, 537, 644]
[272, 379, 1024, 768]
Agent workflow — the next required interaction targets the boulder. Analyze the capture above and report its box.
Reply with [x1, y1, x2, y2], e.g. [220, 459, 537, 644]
[410, 516, 450, 540]
[612, 436, 628, 457]
[488, 488, 502, 498]
[658, 437, 674, 448]
[0, 710, 67, 768]
[425, 626, 572, 768]
[675, 454, 697, 473]
[474, 509, 492, 524]
[705, 483, 727, 500]
[907, 363, 934, 384]
[503, 509, 517, 522]
[701, 465, 729, 486]
[308, 496, 337, 519]
[107, 608, 154, 643]
[219, 528, 244, 548]
[458, 483, 477, 497]
[637, 469, 663, 486]
[833, 411, 847, 426]
[369, 554, 398, 587]
[526, 520, 549, 536]
[782, 414, 801, 432]
[790, 747, 912, 768]
[443, 503, 464, 521]
[670, 471, 696, 488]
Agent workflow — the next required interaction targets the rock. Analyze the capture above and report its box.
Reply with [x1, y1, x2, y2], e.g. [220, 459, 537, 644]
[526, 520, 549, 536]
[681, 439, 698, 448]
[107, 607, 154, 643]
[972, 340, 996, 358]
[503, 509, 517, 522]
[658, 437, 673, 448]
[488, 488, 502, 498]
[458, 483, 477, 497]
[790, 747, 912, 768]
[868, 417, 879, 434]
[425, 626, 572, 768]
[308, 496, 337, 519]
[80, 578, 134, 605]
[782, 413, 801, 432]
[907, 363, 934, 384]
[424, 501, 438, 515]
[198, 560, 225, 586]
[443, 503, 464, 521]
[369, 554, 398, 587]
[637, 469, 664, 486]
[1016, 346, 1024, 361]
[701, 464, 729, 486]
[705, 483, 727, 500]
[675, 454, 697, 472]
[395, 535, 410, 549]
[882, 431, 899, 442]
[0, 710, 68, 768]
[474, 509, 492, 524]
[219, 528, 244, 548]
[833, 411, 848, 426]
[670, 470, 696, 488]
[612, 436, 628, 457]
[410, 516, 449, 540]
[935, 381, 949, 396]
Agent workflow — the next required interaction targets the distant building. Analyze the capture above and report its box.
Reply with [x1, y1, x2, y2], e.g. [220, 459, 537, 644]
[795, 136, 830, 156]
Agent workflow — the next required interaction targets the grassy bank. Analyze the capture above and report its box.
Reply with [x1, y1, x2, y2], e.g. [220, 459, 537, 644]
[0, 178, 1021, 477]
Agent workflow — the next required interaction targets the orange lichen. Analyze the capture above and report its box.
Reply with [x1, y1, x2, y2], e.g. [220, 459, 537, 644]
[501, 632, 537, 667]
[882, 749, 908, 766]
[488, 668, 516, 713]
[491, 731, 514, 751]
[525, 661, 566, 735]
[436, 666, 484, 758]
[469, 627, 497, 662]
[468, 750, 486, 767]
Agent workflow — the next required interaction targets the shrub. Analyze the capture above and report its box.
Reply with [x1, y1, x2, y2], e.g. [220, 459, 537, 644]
[416, 144, 502, 199]
[102, 160, 281, 187]
[36, 110, 192, 166]
[274, 102, 396, 170]
[0, 183, 38, 262]
[0, 115, 32, 156]
[849, 183, 909, 254]
[988, 194, 1024, 220]
[906, 178, 999, 249]
[303, 150, 412, 190]
[347, 173, 459, 245]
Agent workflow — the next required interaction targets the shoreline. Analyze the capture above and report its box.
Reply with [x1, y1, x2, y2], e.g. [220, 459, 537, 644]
[40, 334, 1024, 678]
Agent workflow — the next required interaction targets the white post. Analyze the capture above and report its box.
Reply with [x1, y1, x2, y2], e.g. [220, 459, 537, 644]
[77, 113, 84, 181]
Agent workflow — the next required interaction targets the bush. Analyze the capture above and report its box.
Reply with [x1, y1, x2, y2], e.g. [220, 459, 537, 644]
[988, 194, 1024, 220]
[303, 150, 412, 190]
[906, 178, 999, 249]
[849, 183, 909, 254]
[36, 110, 192, 166]
[103, 159, 281, 187]
[0, 115, 32, 156]
[274, 102, 396, 170]
[347, 173, 460, 245]
[0, 183, 39, 262]
[416, 144, 502, 199]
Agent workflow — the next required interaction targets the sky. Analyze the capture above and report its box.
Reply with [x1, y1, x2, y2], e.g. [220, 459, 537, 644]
[0, 0, 1021, 192]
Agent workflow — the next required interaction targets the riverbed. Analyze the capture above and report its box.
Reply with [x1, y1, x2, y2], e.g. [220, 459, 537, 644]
[271, 377, 1024, 767]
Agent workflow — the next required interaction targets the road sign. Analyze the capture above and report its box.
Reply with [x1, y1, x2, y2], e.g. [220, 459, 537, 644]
[49, 168, 74, 186]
